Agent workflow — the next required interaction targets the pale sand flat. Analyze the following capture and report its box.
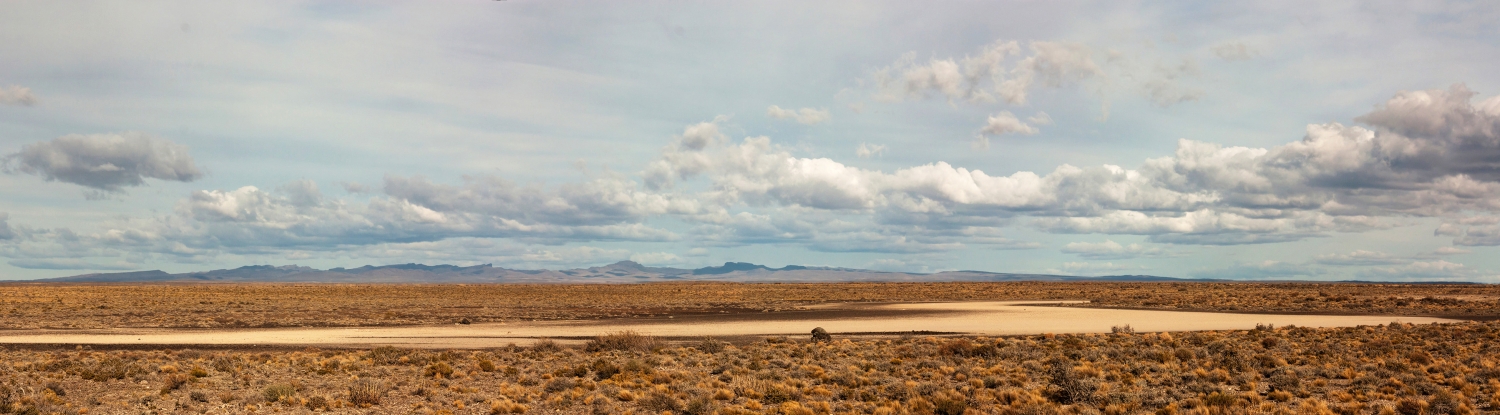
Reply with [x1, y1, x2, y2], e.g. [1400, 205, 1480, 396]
[0, 301, 1460, 348]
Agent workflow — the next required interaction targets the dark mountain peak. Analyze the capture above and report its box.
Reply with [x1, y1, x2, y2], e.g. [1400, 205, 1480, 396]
[693, 262, 771, 275]
[605, 260, 646, 271]
[43, 270, 172, 282]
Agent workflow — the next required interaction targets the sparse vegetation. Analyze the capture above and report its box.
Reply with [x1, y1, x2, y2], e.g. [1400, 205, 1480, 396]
[0, 282, 1496, 413]
[0, 321, 1493, 413]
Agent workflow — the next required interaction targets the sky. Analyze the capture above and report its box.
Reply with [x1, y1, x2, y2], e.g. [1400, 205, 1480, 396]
[2, 1, 1500, 281]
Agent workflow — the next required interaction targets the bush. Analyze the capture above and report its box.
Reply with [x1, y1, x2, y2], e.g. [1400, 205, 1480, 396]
[368, 346, 407, 365]
[263, 383, 297, 403]
[683, 395, 716, 415]
[80, 358, 133, 381]
[585, 331, 659, 352]
[161, 373, 192, 393]
[424, 362, 454, 378]
[305, 395, 330, 410]
[932, 391, 968, 415]
[591, 358, 622, 380]
[695, 337, 728, 353]
[1046, 359, 1097, 405]
[42, 382, 64, 397]
[1396, 398, 1427, 415]
[348, 379, 383, 406]
[477, 358, 497, 372]
[1111, 324, 1134, 334]
[543, 377, 576, 393]
[531, 339, 563, 353]
[639, 390, 682, 412]
[937, 339, 998, 358]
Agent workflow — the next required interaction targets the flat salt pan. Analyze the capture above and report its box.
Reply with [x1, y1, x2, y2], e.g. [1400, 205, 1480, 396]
[0, 301, 1460, 348]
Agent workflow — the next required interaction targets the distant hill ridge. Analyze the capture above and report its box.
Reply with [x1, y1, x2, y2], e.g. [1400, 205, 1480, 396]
[14, 261, 1225, 283]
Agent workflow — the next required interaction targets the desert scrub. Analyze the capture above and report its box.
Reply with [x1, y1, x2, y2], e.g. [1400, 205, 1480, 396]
[0, 322, 1496, 413]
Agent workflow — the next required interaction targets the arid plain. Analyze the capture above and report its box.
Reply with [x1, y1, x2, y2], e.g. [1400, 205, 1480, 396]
[1, 282, 1497, 414]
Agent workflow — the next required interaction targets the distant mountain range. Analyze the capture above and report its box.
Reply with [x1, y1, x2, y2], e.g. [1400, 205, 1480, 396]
[20, 261, 1214, 283]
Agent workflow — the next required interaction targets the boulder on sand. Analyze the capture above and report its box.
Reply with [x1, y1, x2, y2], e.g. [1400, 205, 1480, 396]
[811, 327, 831, 342]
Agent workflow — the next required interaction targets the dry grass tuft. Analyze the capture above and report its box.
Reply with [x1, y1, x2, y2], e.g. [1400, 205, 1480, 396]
[585, 330, 659, 352]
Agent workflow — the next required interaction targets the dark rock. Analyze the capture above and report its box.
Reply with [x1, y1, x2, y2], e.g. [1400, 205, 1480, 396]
[811, 327, 831, 342]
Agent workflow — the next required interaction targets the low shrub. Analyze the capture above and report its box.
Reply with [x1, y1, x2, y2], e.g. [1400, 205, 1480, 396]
[531, 339, 563, 353]
[368, 346, 407, 365]
[348, 379, 383, 406]
[161, 373, 192, 393]
[424, 361, 454, 378]
[263, 383, 297, 403]
[585, 331, 658, 352]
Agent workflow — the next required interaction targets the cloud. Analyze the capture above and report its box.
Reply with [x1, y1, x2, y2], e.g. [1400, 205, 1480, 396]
[0, 213, 12, 241]
[3, 132, 202, 194]
[642, 117, 730, 190]
[8, 258, 138, 271]
[872, 40, 1106, 105]
[1428, 246, 1471, 256]
[279, 179, 324, 208]
[2, 174, 685, 261]
[1437, 216, 1500, 246]
[1211, 42, 1257, 61]
[975, 111, 1043, 149]
[0, 85, 37, 106]
[766, 105, 831, 125]
[1357, 260, 1484, 281]
[871, 39, 1219, 114]
[1061, 240, 1171, 259]
[7, 85, 1500, 270]
[999, 41, 1105, 105]
[1056, 261, 1144, 275]
[979, 111, 1041, 136]
[382, 174, 698, 227]
[1313, 250, 1406, 266]
[855, 143, 886, 159]
[628, 252, 681, 265]
[867, 258, 917, 271]
[321, 238, 635, 269]
[1142, 58, 1203, 107]
[1191, 261, 1325, 280]
[339, 181, 371, 194]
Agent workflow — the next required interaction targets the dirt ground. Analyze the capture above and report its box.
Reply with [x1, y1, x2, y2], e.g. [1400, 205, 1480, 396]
[0, 281, 1494, 330]
[1, 321, 1497, 414]
[0, 301, 1457, 349]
